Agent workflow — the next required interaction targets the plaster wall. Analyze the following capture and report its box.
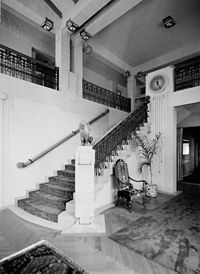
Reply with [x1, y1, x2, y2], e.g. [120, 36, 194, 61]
[169, 86, 200, 108]
[0, 73, 127, 207]
[178, 112, 200, 128]
[94, 147, 141, 209]
[0, 8, 55, 58]
[83, 55, 126, 93]
[146, 67, 200, 195]
[146, 66, 177, 194]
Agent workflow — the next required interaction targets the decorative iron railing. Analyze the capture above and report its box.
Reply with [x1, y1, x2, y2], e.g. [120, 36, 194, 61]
[174, 56, 200, 91]
[0, 44, 59, 90]
[82, 79, 131, 112]
[93, 96, 149, 169]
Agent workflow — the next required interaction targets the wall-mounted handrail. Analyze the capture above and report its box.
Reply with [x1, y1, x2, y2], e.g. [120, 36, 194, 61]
[17, 109, 109, 168]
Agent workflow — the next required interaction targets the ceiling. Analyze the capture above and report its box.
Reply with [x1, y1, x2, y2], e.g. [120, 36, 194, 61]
[91, 0, 200, 68]
[4, 0, 200, 72]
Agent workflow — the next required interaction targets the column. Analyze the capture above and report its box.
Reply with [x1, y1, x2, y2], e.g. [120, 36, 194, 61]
[127, 74, 136, 111]
[55, 29, 71, 93]
[73, 37, 83, 99]
[0, 93, 7, 207]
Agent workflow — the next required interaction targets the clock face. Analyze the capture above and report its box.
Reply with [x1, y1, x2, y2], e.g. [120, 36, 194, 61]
[150, 75, 166, 92]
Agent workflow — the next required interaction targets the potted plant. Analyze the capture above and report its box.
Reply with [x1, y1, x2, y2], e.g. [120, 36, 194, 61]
[134, 131, 161, 197]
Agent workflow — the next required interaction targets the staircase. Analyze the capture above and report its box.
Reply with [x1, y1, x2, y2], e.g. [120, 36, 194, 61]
[17, 98, 150, 222]
[18, 160, 75, 222]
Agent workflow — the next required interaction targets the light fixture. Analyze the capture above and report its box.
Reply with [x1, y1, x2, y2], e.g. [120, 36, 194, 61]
[80, 29, 91, 41]
[122, 70, 130, 77]
[41, 18, 54, 31]
[162, 16, 175, 28]
[66, 19, 79, 33]
[83, 44, 92, 54]
[136, 71, 145, 78]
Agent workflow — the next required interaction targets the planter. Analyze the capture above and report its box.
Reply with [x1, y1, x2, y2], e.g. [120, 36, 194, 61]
[146, 184, 158, 198]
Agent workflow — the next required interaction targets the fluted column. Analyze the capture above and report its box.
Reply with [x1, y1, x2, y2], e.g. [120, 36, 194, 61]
[127, 74, 136, 111]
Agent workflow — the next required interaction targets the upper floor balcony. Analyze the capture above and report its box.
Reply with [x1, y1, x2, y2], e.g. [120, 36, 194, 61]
[0, 44, 59, 91]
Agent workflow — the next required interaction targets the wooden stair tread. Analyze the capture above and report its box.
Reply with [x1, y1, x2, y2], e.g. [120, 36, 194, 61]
[29, 190, 69, 202]
[41, 182, 74, 191]
[18, 198, 63, 214]
[49, 175, 75, 183]
[57, 169, 75, 175]
[65, 164, 75, 170]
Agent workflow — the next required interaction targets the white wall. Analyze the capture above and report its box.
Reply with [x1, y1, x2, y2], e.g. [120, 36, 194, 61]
[0, 73, 127, 207]
[178, 112, 200, 128]
[83, 55, 126, 92]
[0, 8, 55, 58]
[146, 66, 200, 195]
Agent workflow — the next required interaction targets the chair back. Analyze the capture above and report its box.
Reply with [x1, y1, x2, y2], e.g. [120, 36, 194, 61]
[114, 159, 130, 190]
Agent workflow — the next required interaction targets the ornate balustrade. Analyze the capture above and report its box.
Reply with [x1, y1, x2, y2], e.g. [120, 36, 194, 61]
[93, 96, 149, 169]
[174, 56, 200, 91]
[82, 79, 131, 112]
[0, 44, 59, 90]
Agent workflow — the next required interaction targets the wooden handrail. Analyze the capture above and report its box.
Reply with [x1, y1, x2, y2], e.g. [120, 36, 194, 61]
[17, 109, 109, 168]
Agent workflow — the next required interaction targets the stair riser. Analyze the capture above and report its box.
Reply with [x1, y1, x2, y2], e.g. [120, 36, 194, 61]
[39, 184, 74, 198]
[71, 159, 75, 165]
[57, 170, 75, 177]
[29, 192, 66, 210]
[18, 200, 58, 222]
[49, 176, 75, 185]
[49, 181, 75, 190]
[65, 164, 75, 171]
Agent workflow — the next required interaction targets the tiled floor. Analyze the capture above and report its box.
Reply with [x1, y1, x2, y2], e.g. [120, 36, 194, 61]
[0, 193, 177, 274]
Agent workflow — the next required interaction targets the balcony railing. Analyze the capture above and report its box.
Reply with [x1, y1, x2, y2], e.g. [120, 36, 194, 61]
[174, 56, 200, 91]
[0, 44, 59, 90]
[83, 79, 131, 112]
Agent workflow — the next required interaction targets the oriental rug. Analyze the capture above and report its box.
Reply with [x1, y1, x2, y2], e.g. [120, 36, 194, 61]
[110, 193, 200, 274]
[0, 240, 89, 274]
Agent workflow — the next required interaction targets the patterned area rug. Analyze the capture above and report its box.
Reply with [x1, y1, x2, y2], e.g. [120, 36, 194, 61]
[110, 193, 200, 274]
[0, 240, 89, 274]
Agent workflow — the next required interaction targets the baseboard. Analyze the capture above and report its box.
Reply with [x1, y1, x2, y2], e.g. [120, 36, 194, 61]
[158, 190, 182, 196]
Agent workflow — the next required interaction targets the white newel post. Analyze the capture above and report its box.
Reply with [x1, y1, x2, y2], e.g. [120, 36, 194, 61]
[75, 146, 95, 224]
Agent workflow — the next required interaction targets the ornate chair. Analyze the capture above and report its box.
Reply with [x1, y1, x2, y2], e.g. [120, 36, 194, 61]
[113, 159, 147, 212]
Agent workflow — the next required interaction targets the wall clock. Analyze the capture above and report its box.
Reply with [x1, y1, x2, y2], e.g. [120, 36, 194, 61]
[149, 74, 168, 93]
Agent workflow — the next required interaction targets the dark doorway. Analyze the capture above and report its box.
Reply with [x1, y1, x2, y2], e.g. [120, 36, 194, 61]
[32, 48, 55, 67]
[177, 127, 200, 192]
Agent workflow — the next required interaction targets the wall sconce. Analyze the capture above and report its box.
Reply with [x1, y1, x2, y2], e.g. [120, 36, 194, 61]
[66, 19, 79, 33]
[136, 71, 145, 78]
[83, 44, 92, 54]
[41, 18, 54, 31]
[162, 16, 175, 28]
[122, 70, 130, 77]
[80, 29, 91, 41]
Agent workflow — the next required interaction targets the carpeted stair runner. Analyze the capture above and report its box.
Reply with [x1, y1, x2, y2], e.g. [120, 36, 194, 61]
[18, 161, 75, 222]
